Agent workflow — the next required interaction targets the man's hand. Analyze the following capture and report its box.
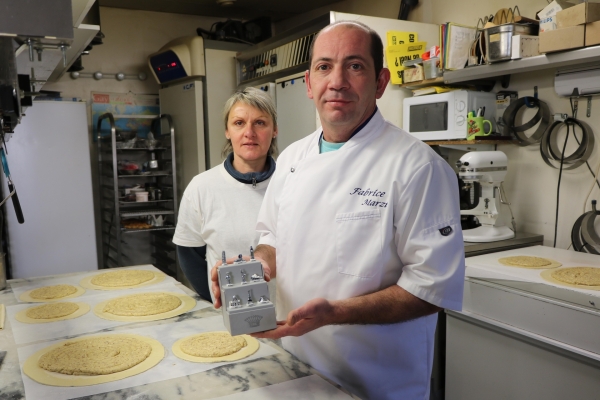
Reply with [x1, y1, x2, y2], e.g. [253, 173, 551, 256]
[251, 298, 335, 340]
[251, 285, 441, 339]
[210, 256, 272, 309]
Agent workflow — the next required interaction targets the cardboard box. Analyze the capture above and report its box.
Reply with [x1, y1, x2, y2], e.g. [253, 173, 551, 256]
[511, 35, 540, 59]
[539, 25, 585, 53]
[403, 65, 424, 83]
[538, 0, 575, 20]
[557, 2, 600, 28]
[538, 0, 577, 32]
[539, 16, 558, 33]
[586, 20, 600, 45]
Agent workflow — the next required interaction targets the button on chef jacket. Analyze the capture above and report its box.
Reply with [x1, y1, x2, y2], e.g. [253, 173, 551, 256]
[256, 110, 465, 400]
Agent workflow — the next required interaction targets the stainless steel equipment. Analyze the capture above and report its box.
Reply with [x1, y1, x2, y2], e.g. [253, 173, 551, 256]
[217, 249, 276, 336]
[149, 38, 248, 200]
[97, 113, 178, 276]
[446, 245, 600, 399]
[484, 23, 537, 63]
[457, 151, 515, 242]
[0, 0, 100, 135]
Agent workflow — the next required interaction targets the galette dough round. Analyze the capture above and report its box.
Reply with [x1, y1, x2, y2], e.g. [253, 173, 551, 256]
[23, 334, 165, 386]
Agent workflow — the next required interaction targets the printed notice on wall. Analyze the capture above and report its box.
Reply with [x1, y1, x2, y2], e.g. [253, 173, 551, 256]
[92, 92, 159, 141]
[385, 31, 423, 85]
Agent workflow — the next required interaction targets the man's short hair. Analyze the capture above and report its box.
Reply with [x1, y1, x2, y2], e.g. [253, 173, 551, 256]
[307, 21, 384, 80]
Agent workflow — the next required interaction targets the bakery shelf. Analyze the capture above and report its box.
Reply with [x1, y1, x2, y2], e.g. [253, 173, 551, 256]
[97, 112, 179, 275]
[119, 199, 171, 206]
[121, 225, 176, 234]
[117, 147, 168, 152]
[118, 172, 171, 178]
[120, 209, 175, 218]
[443, 45, 600, 84]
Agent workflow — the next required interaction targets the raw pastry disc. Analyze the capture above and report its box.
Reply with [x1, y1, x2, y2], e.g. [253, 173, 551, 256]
[172, 331, 259, 363]
[93, 292, 196, 322]
[541, 267, 600, 291]
[15, 302, 91, 324]
[80, 270, 165, 291]
[22, 333, 164, 386]
[20, 285, 85, 303]
[498, 255, 562, 269]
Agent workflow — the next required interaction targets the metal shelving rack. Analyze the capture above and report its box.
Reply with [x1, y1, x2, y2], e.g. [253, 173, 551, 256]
[97, 113, 179, 277]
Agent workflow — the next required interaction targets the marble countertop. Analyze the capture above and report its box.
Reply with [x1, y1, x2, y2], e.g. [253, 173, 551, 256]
[0, 271, 350, 400]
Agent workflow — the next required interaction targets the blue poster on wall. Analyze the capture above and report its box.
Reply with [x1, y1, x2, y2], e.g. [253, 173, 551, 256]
[91, 92, 160, 141]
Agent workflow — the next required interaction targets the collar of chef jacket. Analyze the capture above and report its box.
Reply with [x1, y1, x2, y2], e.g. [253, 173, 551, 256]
[318, 106, 378, 153]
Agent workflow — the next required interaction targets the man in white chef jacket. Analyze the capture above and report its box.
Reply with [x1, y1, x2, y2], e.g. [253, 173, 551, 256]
[212, 21, 465, 400]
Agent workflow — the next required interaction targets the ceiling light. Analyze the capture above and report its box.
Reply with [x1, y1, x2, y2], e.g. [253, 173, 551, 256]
[216, 0, 236, 6]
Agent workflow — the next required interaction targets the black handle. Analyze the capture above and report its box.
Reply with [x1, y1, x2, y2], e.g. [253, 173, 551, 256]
[8, 183, 24, 224]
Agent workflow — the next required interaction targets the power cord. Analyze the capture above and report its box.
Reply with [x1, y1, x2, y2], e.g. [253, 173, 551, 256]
[569, 98, 600, 194]
[553, 122, 570, 248]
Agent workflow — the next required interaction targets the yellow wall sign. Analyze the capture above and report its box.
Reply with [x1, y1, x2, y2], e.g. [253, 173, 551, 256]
[385, 31, 425, 85]
[387, 31, 418, 46]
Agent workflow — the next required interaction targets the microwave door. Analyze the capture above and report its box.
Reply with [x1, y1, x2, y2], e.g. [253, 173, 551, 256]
[409, 102, 448, 135]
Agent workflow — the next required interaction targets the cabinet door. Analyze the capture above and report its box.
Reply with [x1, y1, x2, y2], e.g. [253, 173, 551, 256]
[275, 74, 318, 153]
[7, 101, 98, 278]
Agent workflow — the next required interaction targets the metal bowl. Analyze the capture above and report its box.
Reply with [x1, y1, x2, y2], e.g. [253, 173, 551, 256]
[146, 139, 160, 149]
[117, 130, 137, 141]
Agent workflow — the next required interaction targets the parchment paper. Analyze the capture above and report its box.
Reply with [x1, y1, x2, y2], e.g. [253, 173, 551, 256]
[17, 316, 280, 400]
[10, 265, 176, 303]
[7, 283, 212, 345]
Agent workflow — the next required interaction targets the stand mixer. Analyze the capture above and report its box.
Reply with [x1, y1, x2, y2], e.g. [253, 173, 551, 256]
[456, 151, 515, 242]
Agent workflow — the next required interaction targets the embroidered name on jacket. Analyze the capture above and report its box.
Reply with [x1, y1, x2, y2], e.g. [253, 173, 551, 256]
[350, 187, 388, 208]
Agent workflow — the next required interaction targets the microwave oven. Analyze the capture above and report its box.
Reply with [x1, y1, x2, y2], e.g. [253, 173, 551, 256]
[402, 90, 497, 141]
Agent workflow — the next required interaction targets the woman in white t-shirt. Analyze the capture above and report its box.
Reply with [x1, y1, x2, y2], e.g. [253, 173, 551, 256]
[173, 87, 278, 301]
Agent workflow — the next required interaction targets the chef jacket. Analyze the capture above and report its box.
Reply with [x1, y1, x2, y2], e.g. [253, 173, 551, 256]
[256, 110, 465, 400]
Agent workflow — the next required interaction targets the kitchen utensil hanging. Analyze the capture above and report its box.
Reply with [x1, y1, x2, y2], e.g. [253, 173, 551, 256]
[572, 200, 600, 254]
[540, 117, 594, 170]
[502, 88, 551, 146]
[0, 147, 24, 223]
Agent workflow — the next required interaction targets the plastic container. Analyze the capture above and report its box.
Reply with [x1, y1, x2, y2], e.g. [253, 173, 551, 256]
[423, 58, 440, 80]
[135, 191, 149, 202]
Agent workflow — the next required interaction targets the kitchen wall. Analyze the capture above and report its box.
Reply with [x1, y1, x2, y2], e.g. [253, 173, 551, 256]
[412, 0, 598, 249]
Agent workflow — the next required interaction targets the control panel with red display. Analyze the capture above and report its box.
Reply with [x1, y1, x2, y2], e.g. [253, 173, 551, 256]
[149, 50, 187, 84]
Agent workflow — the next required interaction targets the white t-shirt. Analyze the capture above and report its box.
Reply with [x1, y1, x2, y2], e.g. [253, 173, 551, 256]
[257, 110, 465, 400]
[173, 162, 273, 302]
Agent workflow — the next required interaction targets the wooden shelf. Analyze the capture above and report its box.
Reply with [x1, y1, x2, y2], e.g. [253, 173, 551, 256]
[399, 77, 444, 89]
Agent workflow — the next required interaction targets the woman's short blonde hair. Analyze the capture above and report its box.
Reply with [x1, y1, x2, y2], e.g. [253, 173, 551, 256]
[221, 87, 278, 158]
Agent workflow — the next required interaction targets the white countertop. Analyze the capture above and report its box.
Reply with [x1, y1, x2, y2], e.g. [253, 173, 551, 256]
[0, 268, 356, 400]
[465, 245, 600, 298]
